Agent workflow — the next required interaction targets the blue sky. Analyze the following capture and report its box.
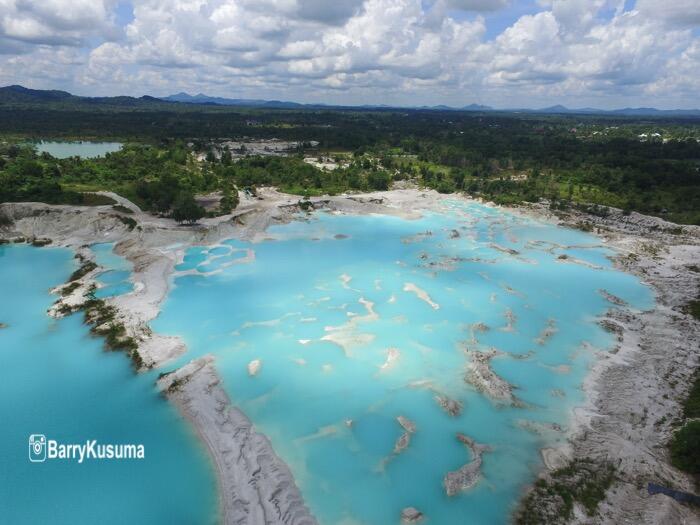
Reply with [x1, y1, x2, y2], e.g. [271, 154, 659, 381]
[0, 0, 698, 108]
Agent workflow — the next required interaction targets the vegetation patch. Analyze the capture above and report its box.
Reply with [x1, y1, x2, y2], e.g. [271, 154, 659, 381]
[30, 237, 52, 247]
[171, 192, 205, 224]
[515, 459, 616, 525]
[669, 421, 700, 476]
[113, 214, 137, 230]
[166, 377, 186, 394]
[80, 193, 116, 206]
[683, 299, 700, 321]
[112, 204, 134, 214]
[298, 198, 313, 211]
[2, 109, 700, 224]
[683, 370, 700, 420]
[79, 297, 144, 369]
[60, 281, 81, 297]
[68, 260, 97, 282]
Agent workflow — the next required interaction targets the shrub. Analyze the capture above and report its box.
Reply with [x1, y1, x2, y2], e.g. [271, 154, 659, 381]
[684, 371, 700, 419]
[114, 215, 137, 230]
[112, 205, 134, 214]
[670, 421, 700, 474]
[69, 260, 97, 282]
[515, 459, 616, 524]
[80, 193, 116, 206]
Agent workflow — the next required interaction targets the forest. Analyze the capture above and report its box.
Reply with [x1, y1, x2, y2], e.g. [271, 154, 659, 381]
[1, 99, 699, 224]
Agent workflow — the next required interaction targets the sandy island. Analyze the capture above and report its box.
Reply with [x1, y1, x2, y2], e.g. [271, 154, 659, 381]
[2, 186, 698, 524]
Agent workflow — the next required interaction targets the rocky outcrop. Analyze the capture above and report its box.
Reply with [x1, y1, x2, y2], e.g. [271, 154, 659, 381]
[393, 416, 417, 455]
[443, 433, 490, 496]
[598, 288, 628, 307]
[534, 318, 558, 346]
[464, 348, 522, 406]
[401, 507, 424, 522]
[434, 394, 463, 417]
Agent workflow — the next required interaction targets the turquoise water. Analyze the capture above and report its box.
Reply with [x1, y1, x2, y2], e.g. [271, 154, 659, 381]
[175, 242, 249, 273]
[0, 244, 216, 524]
[35, 141, 123, 159]
[154, 201, 653, 524]
[92, 243, 134, 298]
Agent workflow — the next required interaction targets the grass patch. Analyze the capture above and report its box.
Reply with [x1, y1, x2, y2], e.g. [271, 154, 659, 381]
[515, 459, 616, 525]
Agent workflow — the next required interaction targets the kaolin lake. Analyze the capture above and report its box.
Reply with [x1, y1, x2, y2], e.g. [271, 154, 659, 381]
[1, 200, 652, 524]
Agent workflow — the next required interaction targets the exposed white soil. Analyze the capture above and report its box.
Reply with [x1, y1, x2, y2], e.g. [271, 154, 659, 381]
[515, 203, 700, 524]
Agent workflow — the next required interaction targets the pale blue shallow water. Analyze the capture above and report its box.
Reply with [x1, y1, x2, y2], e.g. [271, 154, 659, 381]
[0, 244, 217, 524]
[154, 201, 653, 525]
[35, 141, 123, 159]
[92, 243, 135, 299]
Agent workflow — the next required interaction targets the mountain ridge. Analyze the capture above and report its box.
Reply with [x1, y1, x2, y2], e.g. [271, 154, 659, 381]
[2, 85, 699, 116]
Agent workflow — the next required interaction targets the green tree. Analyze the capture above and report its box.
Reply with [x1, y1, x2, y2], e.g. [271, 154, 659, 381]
[367, 171, 391, 191]
[221, 147, 232, 166]
[171, 192, 205, 224]
[219, 185, 239, 214]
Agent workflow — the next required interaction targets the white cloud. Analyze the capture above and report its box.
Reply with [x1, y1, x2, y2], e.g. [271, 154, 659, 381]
[0, 0, 115, 46]
[635, 0, 700, 27]
[0, 0, 698, 107]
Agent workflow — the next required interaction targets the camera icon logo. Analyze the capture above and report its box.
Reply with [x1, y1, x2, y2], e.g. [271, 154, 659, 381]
[29, 434, 47, 463]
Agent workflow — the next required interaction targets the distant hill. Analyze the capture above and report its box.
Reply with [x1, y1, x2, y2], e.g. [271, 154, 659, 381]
[462, 103, 493, 111]
[1, 85, 699, 117]
[164, 93, 497, 112]
[162, 92, 305, 109]
[163, 92, 700, 116]
[0, 85, 76, 103]
[0, 85, 172, 108]
[524, 104, 700, 117]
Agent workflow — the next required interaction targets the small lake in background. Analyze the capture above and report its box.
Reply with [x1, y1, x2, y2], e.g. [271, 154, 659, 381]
[35, 141, 123, 159]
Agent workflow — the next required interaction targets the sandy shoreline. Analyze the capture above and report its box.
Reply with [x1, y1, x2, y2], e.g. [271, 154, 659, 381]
[2, 188, 698, 524]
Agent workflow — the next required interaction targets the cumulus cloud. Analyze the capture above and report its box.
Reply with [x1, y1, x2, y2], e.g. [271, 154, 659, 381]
[0, 0, 698, 107]
[0, 0, 116, 46]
